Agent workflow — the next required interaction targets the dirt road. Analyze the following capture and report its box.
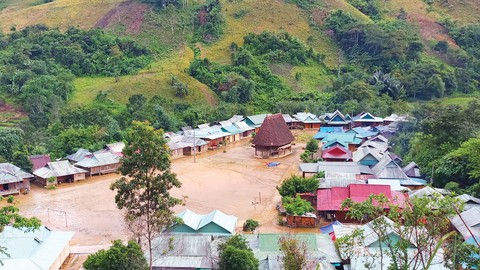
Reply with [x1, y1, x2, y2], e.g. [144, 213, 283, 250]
[13, 140, 316, 246]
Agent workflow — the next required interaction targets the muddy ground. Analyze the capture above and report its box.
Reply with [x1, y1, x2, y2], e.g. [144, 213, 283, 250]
[14, 138, 318, 248]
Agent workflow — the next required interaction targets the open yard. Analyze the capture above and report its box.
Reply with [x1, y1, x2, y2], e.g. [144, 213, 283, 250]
[13, 137, 316, 248]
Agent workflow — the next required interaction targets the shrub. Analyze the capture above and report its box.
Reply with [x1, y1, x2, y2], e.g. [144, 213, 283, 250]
[243, 219, 259, 232]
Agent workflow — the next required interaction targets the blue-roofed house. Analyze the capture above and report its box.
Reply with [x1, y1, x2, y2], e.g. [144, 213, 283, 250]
[319, 110, 352, 129]
[352, 112, 384, 127]
[322, 133, 362, 152]
[292, 112, 322, 129]
[313, 127, 344, 140]
[0, 226, 74, 270]
[169, 209, 237, 235]
[234, 121, 255, 138]
[346, 127, 379, 139]
[219, 121, 242, 142]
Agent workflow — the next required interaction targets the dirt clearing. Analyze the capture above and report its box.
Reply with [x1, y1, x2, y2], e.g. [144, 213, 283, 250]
[13, 140, 315, 247]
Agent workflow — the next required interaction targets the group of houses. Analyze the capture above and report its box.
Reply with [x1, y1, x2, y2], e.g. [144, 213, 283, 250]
[28, 142, 125, 187]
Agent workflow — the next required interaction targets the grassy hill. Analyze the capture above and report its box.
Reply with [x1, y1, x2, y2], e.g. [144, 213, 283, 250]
[0, 0, 479, 113]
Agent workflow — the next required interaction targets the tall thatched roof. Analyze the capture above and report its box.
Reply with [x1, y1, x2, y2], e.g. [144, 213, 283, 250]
[252, 114, 294, 147]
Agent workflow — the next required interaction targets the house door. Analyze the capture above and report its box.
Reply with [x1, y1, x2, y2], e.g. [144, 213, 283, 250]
[3, 184, 9, 190]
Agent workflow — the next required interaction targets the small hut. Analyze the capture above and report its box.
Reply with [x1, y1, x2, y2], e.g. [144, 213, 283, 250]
[252, 113, 295, 158]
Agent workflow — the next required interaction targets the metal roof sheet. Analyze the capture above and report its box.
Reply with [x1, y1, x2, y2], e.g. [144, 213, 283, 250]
[450, 207, 480, 239]
[292, 112, 321, 123]
[234, 121, 255, 131]
[28, 154, 51, 171]
[0, 226, 74, 270]
[245, 114, 268, 126]
[175, 209, 237, 235]
[321, 145, 352, 160]
[408, 186, 443, 198]
[367, 179, 409, 191]
[353, 147, 384, 163]
[75, 152, 120, 168]
[33, 160, 87, 178]
[0, 163, 33, 184]
[106, 142, 125, 154]
[372, 155, 409, 180]
[65, 148, 92, 162]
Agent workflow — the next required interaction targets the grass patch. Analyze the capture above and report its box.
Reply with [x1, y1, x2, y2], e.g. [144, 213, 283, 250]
[72, 46, 217, 105]
[0, 0, 123, 31]
[203, 0, 341, 68]
[438, 95, 480, 106]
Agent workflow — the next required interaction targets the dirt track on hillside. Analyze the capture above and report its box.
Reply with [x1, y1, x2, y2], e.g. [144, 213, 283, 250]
[13, 140, 317, 246]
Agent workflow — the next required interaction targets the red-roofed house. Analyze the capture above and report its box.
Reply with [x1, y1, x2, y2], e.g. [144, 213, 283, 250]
[29, 154, 52, 171]
[321, 145, 352, 162]
[317, 184, 407, 222]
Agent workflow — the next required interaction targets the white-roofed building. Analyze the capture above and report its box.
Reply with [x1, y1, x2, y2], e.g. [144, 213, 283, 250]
[169, 209, 237, 235]
[0, 226, 74, 270]
[450, 207, 480, 240]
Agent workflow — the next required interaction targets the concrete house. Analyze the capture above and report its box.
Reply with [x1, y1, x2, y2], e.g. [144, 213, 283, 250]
[292, 112, 322, 129]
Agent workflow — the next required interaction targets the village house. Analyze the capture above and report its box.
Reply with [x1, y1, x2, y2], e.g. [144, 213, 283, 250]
[321, 133, 363, 152]
[245, 114, 268, 133]
[94, 142, 125, 157]
[352, 146, 384, 167]
[321, 145, 352, 162]
[292, 112, 322, 129]
[244, 233, 342, 270]
[148, 234, 224, 270]
[345, 127, 378, 139]
[0, 163, 34, 195]
[313, 126, 344, 140]
[282, 114, 302, 129]
[168, 209, 237, 236]
[319, 110, 352, 129]
[0, 226, 74, 270]
[402, 161, 422, 178]
[33, 160, 87, 186]
[333, 216, 449, 270]
[252, 113, 295, 158]
[455, 194, 480, 210]
[65, 148, 92, 163]
[29, 154, 51, 171]
[179, 136, 208, 156]
[352, 112, 384, 127]
[299, 161, 375, 178]
[233, 121, 255, 138]
[74, 152, 121, 176]
[371, 154, 409, 180]
[316, 184, 407, 222]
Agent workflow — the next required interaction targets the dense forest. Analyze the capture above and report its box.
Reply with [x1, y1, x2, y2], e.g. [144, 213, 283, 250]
[0, 0, 480, 195]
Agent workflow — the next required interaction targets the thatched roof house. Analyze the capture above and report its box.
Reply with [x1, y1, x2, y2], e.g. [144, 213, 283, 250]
[252, 113, 294, 158]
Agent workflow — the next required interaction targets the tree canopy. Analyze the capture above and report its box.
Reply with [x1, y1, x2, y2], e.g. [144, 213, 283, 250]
[83, 240, 148, 270]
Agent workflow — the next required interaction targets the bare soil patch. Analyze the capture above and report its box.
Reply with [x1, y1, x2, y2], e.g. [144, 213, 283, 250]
[0, 101, 27, 124]
[407, 13, 457, 47]
[95, 0, 151, 33]
[13, 139, 316, 247]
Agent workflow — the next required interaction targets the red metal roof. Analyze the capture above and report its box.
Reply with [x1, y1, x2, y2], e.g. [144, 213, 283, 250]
[317, 184, 405, 211]
[29, 154, 51, 171]
[321, 145, 352, 160]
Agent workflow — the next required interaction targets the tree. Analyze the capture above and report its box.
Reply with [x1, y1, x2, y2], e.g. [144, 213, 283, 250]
[278, 235, 316, 270]
[282, 195, 314, 216]
[217, 235, 259, 270]
[0, 196, 41, 260]
[305, 138, 318, 153]
[277, 175, 319, 197]
[110, 121, 183, 270]
[338, 194, 463, 269]
[83, 240, 148, 270]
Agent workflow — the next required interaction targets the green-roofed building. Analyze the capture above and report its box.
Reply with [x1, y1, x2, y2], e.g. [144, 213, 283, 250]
[245, 233, 341, 270]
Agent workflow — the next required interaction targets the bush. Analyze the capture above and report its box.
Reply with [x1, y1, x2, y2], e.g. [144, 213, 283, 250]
[277, 175, 319, 197]
[282, 195, 314, 216]
[243, 219, 259, 232]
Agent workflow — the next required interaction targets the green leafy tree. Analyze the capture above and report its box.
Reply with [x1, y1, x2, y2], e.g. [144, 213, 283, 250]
[277, 175, 319, 197]
[110, 121, 183, 270]
[305, 138, 318, 153]
[83, 240, 148, 270]
[338, 194, 462, 270]
[217, 235, 259, 270]
[282, 195, 314, 216]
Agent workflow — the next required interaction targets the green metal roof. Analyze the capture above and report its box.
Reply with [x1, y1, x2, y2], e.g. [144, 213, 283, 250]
[258, 233, 317, 251]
